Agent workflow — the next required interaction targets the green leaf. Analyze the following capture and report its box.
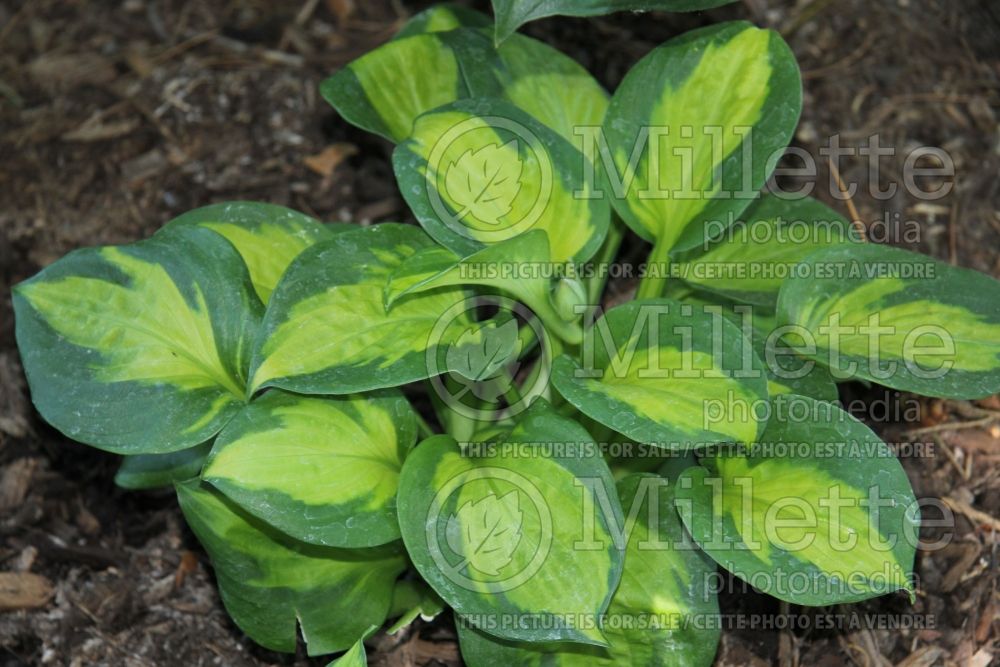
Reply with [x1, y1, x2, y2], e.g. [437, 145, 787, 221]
[324, 634, 370, 667]
[176, 481, 406, 655]
[441, 28, 609, 147]
[447, 490, 523, 576]
[446, 318, 522, 382]
[776, 243, 1000, 399]
[13, 225, 260, 454]
[385, 231, 583, 344]
[494, 33, 609, 146]
[395, 4, 493, 39]
[321, 33, 467, 142]
[675, 395, 918, 605]
[492, 0, 737, 44]
[457, 473, 721, 666]
[248, 223, 479, 395]
[386, 231, 550, 310]
[203, 389, 417, 548]
[392, 20, 610, 149]
[114, 443, 211, 490]
[396, 401, 624, 645]
[744, 307, 839, 402]
[601, 22, 801, 253]
[551, 298, 769, 449]
[166, 201, 334, 305]
[675, 292, 838, 402]
[329, 17, 609, 153]
[393, 98, 610, 263]
[386, 580, 445, 634]
[447, 139, 524, 225]
[675, 195, 858, 307]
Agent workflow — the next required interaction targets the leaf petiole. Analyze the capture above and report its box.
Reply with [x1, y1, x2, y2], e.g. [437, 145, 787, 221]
[636, 236, 670, 299]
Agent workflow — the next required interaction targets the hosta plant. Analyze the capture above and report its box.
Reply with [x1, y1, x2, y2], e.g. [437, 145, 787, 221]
[14, 4, 1000, 666]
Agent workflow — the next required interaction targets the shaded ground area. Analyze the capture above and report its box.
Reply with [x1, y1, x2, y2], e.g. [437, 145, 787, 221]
[0, 0, 998, 664]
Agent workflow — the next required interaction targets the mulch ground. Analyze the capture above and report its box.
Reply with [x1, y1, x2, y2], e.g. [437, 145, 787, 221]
[0, 0, 998, 665]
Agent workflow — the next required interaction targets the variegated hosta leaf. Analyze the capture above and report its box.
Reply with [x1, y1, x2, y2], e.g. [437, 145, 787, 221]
[394, 98, 610, 263]
[492, 0, 737, 45]
[748, 310, 839, 402]
[13, 226, 260, 454]
[176, 481, 406, 655]
[203, 389, 416, 548]
[165, 201, 335, 305]
[397, 401, 624, 645]
[674, 195, 857, 307]
[329, 14, 609, 153]
[675, 395, 918, 605]
[385, 230, 583, 344]
[321, 33, 467, 142]
[402, 23, 609, 151]
[551, 298, 769, 449]
[494, 33, 609, 145]
[602, 22, 801, 253]
[438, 28, 609, 148]
[114, 443, 211, 490]
[674, 291, 838, 402]
[248, 223, 480, 395]
[386, 231, 550, 309]
[395, 4, 493, 39]
[776, 244, 1000, 399]
[457, 473, 721, 666]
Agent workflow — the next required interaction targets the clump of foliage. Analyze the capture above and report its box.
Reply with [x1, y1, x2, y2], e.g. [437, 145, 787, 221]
[13, 3, 1000, 665]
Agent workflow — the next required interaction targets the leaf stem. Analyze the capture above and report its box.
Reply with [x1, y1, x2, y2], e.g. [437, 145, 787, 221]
[387, 579, 424, 619]
[636, 236, 671, 300]
[526, 295, 583, 346]
[586, 217, 626, 304]
[414, 411, 437, 439]
[501, 371, 523, 407]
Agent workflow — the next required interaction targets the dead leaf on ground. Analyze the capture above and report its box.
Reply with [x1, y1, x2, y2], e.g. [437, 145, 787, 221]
[27, 53, 117, 90]
[63, 116, 141, 142]
[0, 572, 54, 611]
[967, 647, 993, 667]
[0, 458, 40, 512]
[895, 646, 945, 667]
[304, 143, 357, 177]
[326, 0, 356, 23]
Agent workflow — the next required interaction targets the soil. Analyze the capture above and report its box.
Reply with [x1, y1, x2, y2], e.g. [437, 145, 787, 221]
[1, 0, 998, 665]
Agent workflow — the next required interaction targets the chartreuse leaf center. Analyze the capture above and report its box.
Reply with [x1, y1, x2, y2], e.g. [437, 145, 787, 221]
[676, 395, 918, 605]
[457, 472, 721, 666]
[393, 98, 609, 265]
[397, 401, 624, 646]
[13, 225, 260, 453]
[166, 201, 335, 304]
[203, 389, 417, 548]
[248, 223, 480, 395]
[23, 247, 243, 398]
[602, 21, 801, 267]
[551, 298, 769, 449]
[777, 243, 1000, 398]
